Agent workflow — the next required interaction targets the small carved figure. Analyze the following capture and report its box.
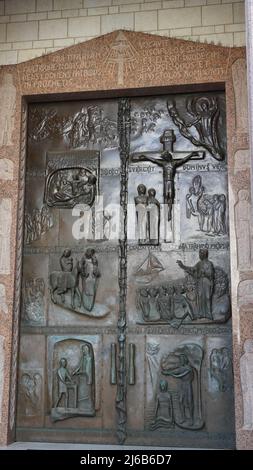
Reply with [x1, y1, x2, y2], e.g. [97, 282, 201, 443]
[137, 288, 150, 321]
[135, 184, 148, 243]
[161, 353, 194, 426]
[79, 248, 100, 311]
[157, 286, 174, 321]
[157, 344, 204, 430]
[212, 268, 230, 321]
[150, 380, 174, 430]
[168, 96, 224, 160]
[50, 250, 81, 308]
[24, 204, 53, 245]
[186, 175, 227, 236]
[177, 248, 214, 320]
[235, 189, 252, 271]
[19, 372, 42, 417]
[240, 339, 253, 430]
[72, 344, 95, 414]
[147, 287, 161, 321]
[22, 278, 45, 325]
[210, 347, 233, 392]
[55, 358, 76, 409]
[147, 188, 160, 244]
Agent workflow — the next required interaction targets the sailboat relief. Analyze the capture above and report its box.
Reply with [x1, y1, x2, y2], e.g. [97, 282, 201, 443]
[134, 251, 165, 285]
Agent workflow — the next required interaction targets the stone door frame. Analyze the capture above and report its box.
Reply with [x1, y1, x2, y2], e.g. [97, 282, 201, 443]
[0, 31, 250, 449]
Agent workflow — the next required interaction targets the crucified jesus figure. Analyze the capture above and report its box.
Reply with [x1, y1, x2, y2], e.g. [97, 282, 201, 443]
[132, 129, 200, 221]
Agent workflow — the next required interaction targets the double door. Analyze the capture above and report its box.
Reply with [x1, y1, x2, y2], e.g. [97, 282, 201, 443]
[16, 91, 235, 448]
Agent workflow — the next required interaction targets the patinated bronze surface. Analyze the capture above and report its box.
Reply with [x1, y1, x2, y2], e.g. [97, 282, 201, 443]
[16, 91, 235, 448]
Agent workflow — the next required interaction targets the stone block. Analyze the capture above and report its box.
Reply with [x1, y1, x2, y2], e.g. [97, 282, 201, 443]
[193, 25, 215, 34]
[202, 4, 233, 26]
[62, 9, 79, 18]
[120, 4, 141, 13]
[36, 0, 53, 12]
[159, 6, 201, 30]
[0, 1, 3, 16]
[84, 0, 112, 6]
[0, 73, 16, 143]
[5, 0, 36, 15]
[225, 23, 245, 32]
[234, 31, 246, 46]
[27, 13, 48, 21]
[39, 19, 67, 39]
[170, 27, 192, 37]
[162, 0, 184, 8]
[54, 38, 75, 47]
[48, 11, 62, 19]
[135, 11, 158, 31]
[112, 0, 142, 4]
[10, 14, 27, 22]
[54, 0, 82, 9]
[185, 0, 206, 5]
[140, 2, 162, 11]
[69, 16, 100, 37]
[0, 24, 6, 43]
[18, 48, 46, 62]
[33, 39, 54, 48]
[88, 7, 109, 15]
[0, 158, 14, 181]
[7, 21, 38, 42]
[15, 41, 34, 50]
[101, 13, 134, 34]
[109, 7, 119, 14]
[233, 2, 245, 24]
[0, 50, 17, 65]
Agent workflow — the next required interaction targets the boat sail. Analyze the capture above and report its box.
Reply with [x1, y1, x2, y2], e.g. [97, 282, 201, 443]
[134, 251, 164, 284]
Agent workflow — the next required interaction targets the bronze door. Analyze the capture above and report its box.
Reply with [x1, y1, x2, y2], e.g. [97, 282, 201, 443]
[16, 92, 235, 448]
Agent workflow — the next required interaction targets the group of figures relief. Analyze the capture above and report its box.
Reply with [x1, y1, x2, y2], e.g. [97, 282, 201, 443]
[24, 204, 53, 245]
[148, 343, 204, 431]
[29, 104, 118, 149]
[186, 175, 227, 236]
[45, 167, 97, 208]
[135, 184, 160, 244]
[52, 342, 95, 422]
[49, 248, 109, 318]
[22, 278, 45, 325]
[50, 249, 99, 313]
[137, 249, 230, 327]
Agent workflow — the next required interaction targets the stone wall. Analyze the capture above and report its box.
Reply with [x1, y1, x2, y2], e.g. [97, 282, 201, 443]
[0, 0, 246, 65]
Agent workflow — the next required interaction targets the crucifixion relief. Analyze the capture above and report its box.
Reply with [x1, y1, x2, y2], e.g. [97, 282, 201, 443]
[130, 130, 205, 223]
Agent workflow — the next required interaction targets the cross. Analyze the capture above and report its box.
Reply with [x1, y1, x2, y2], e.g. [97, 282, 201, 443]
[130, 129, 205, 221]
